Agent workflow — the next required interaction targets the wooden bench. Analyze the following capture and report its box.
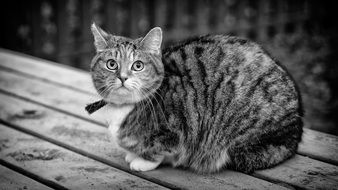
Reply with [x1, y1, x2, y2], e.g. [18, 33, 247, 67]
[0, 48, 337, 190]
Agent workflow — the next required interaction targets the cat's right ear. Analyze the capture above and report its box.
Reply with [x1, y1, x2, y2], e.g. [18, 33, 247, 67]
[140, 27, 162, 55]
[91, 23, 109, 52]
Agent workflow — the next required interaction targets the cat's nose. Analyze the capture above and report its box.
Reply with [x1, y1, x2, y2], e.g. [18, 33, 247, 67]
[119, 76, 128, 83]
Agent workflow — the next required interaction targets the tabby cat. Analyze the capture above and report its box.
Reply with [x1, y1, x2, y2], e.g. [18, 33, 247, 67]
[88, 23, 303, 174]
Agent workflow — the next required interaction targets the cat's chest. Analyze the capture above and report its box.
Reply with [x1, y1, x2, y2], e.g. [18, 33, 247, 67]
[102, 104, 135, 143]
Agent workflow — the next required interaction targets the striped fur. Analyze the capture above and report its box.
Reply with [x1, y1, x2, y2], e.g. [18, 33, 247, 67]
[90, 26, 303, 174]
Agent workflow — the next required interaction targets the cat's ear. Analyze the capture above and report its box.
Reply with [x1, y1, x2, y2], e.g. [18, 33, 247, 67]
[140, 27, 162, 55]
[91, 23, 109, 52]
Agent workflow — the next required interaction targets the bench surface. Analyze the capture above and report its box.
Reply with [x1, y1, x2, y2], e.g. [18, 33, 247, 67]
[0, 48, 337, 190]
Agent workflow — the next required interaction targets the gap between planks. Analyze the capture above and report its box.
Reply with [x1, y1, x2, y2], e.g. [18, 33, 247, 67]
[0, 49, 96, 94]
[0, 163, 55, 190]
[0, 65, 95, 96]
[0, 159, 68, 190]
[0, 88, 105, 127]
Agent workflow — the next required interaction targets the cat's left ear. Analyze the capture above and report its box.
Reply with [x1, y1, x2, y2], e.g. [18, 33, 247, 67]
[140, 27, 162, 55]
[91, 23, 109, 52]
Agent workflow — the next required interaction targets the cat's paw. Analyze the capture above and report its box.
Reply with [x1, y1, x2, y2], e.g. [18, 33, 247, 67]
[129, 157, 162, 172]
[125, 152, 137, 163]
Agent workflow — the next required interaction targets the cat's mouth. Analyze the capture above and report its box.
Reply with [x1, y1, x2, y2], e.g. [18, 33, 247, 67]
[115, 86, 131, 94]
[103, 85, 137, 104]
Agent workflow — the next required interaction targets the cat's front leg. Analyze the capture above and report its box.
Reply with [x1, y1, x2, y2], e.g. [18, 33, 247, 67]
[130, 155, 164, 172]
[125, 151, 138, 163]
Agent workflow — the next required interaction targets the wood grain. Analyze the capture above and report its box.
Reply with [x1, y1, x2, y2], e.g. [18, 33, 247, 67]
[0, 93, 287, 190]
[0, 70, 104, 124]
[298, 128, 338, 166]
[0, 49, 95, 94]
[0, 165, 52, 190]
[0, 124, 168, 190]
[254, 155, 338, 190]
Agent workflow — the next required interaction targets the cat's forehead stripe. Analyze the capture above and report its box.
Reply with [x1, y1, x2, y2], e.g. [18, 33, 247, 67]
[109, 43, 137, 61]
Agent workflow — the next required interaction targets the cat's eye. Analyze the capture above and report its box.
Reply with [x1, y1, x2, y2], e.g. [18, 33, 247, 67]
[132, 61, 144, 71]
[106, 59, 118, 71]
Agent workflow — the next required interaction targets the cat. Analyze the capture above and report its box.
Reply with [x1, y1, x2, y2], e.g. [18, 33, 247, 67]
[88, 23, 303, 174]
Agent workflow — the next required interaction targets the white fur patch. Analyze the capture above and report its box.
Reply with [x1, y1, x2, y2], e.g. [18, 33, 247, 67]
[121, 137, 138, 147]
[99, 104, 135, 147]
[130, 155, 164, 171]
[215, 149, 230, 170]
[125, 151, 138, 163]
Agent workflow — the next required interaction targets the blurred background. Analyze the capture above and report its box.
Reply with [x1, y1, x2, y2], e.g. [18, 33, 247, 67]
[1, 0, 338, 135]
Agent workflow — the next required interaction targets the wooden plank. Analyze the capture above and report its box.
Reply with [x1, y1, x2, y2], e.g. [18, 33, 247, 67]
[0, 124, 168, 190]
[298, 128, 338, 166]
[254, 155, 338, 190]
[0, 165, 52, 190]
[0, 49, 95, 94]
[1, 50, 338, 166]
[0, 70, 104, 124]
[0, 92, 287, 190]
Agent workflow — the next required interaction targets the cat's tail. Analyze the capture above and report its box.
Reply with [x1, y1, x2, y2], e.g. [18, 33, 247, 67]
[227, 121, 303, 174]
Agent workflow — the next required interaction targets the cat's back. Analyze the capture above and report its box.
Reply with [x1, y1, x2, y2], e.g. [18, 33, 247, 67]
[163, 34, 277, 78]
[161, 34, 302, 130]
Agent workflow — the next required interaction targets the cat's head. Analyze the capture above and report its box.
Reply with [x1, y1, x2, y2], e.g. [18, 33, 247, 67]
[90, 23, 164, 105]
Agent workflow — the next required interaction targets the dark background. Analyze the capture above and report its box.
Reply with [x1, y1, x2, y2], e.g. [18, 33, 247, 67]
[1, 0, 338, 135]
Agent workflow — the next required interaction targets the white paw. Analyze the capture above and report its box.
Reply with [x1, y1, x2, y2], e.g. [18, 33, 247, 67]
[129, 157, 161, 172]
[125, 152, 137, 163]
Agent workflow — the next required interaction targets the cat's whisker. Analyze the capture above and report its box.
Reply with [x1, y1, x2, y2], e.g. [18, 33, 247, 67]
[150, 90, 168, 119]
[88, 84, 109, 107]
[131, 82, 148, 114]
[131, 88, 146, 126]
[144, 91, 162, 129]
[136, 91, 147, 125]
[133, 83, 160, 128]
[138, 90, 156, 126]
[141, 88, 169, 127]
[135, 90, 149, 124]
[138, 89, 159, 129]
[130, 90, 141, 126]
[153, 90, 166, 104]
[97, 85, 113, 99]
